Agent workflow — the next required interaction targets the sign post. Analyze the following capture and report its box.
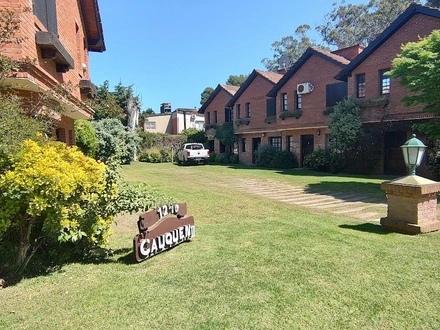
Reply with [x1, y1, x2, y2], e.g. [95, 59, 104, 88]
[133, 203, 195, 262]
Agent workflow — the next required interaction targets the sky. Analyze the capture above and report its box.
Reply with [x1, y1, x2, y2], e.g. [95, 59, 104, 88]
[89, 0, 366, 113]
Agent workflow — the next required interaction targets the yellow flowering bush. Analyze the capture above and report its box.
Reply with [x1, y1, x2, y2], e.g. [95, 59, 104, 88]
[0, 140, 115, 273]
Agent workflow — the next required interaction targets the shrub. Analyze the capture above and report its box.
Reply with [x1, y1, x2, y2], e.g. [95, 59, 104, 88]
[255, 144, 276, 167]
[270, 150, 298, 169]
[215, 153, 230, 164]
[303, 149, 331, 172]
[208, 152, 216, 163]
[74, 119, 98, 157]
[229, 154, 239, 164]
[138, 148, 172, 163]
[92, 118, 140, 165]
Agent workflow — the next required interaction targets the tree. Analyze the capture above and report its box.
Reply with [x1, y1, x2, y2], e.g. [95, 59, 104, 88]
[214, 122, 235, 152]
[74, 119, 98, 157]
[90, 81, 125, 121]
[328, 97, 364, 171]
[181, 128, 206, 144]
[200, 86, 214, 105]
[139, 108, 155, 127]
[225, 74, 249, 86]
[261, 25, 324, 72]
[92, 118, 140, 165]
[316, 0, 418, 48]
[390, 30, 440, 114]
[426, 0, 440, 7]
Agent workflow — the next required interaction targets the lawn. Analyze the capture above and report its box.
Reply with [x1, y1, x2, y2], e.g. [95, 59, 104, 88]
[1, 162, 440, 329]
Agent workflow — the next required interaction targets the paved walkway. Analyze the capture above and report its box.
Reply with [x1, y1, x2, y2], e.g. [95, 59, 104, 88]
[216, 178, 387, 223]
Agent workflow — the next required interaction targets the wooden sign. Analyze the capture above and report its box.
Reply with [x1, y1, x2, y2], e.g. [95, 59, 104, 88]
[133, 203, 195, 262]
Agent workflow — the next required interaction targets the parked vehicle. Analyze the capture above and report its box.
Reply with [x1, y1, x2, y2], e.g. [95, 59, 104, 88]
[176, 143, 210, 165]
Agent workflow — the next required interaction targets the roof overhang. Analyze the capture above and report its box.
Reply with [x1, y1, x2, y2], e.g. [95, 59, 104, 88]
[79, 0, 106, 52]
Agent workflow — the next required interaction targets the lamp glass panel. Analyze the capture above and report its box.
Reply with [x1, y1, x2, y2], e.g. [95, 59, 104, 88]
[407, 147, 419, 166]
[416, 148, 425, 166]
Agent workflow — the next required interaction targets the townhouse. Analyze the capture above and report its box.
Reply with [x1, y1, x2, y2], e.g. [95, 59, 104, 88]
[226, 70, 283, 164]
[198, 84, 239, 154]
[200, 4, 440, 176]
[1, 0, 105, 145]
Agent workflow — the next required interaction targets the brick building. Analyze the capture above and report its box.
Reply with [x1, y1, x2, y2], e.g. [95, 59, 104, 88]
[1, 0, 105, 145]
[201, 3, 440, 175]
[199, 84, 239, 154]
[226, 70, 283, 164]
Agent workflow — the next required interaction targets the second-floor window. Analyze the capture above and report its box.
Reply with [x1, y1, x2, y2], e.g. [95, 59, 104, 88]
[225, 108, 232, 122]
[356, 73, 366, 98]
[214, 110, 218, 123]
[270, 137, 282, 152]
[236, 104, 241, 119]
[282, 93, 288, 111]
[33, 0, 58, 33]
[145, 122, 156, 129]
[207, 112, 211, 124]
[245, 103, 250, 118]
[242, 138, 246, 152]
[379, 69, 391, 95]
[296, 92, 302, 110]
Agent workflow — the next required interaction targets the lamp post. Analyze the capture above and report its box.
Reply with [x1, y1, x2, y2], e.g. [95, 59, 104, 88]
[380, 134, 440, 234]
[401, 134, 426, 175]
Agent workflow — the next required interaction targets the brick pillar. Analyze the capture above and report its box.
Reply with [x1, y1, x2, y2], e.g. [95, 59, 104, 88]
[380, 175, 440, 234]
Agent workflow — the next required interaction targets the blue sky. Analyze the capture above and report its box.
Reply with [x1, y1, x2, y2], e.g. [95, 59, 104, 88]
[89, 0, 365, 113]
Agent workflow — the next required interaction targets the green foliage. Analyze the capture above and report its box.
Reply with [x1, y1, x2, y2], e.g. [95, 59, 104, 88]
[0, 94, 46, 168]
[255, 144, 277, 167]
[317, 0, 417, 48]
[262, 25, 328, 72]
[279, 109, 302, 119]
[92, 118, 140, 165]
[270, 150, 298, 169]
[0, 139, 109, 274]
[225, 74, 249, 86]
[390, 30, 440, 114]
[200, 86, 214, 105]
[138, 131, 185, 150]
[74, 119, 98, 157]
[208, 152, 217, 163]
[329, 97, 363, 154]
[181, 128, 206, 144]
[303, 149, 332, 172]
[214, 122, 235, 148]
[89, 81, 125, 121]
[215, 153, 231, 164]
[229, 154, 239, 164]
[138, 108, 155, 127]
[138, 148, 172, 163]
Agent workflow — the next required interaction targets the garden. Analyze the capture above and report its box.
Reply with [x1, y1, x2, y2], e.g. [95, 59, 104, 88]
[1, 162, 440, 329]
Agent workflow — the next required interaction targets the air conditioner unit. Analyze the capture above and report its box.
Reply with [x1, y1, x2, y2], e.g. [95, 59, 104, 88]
[297, 82, 314, 94]
[190, 115, 196, 120]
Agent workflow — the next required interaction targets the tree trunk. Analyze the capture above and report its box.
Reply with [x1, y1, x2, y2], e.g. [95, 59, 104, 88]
[14, 214, 34, 276]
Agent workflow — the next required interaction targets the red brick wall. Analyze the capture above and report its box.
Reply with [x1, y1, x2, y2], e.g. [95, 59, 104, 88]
[1, 0, 91, 100]
[348, 14, 440, 122]
[276, 55, 344, 130]
[234, 75, 276, 133]
[204, 89, 232, 126]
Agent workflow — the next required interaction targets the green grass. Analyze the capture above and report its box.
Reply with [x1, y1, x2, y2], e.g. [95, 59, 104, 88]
[1, 162, 440, 329]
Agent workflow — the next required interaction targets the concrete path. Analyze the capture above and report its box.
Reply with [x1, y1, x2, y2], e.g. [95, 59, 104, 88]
[216, 178, 387, 223]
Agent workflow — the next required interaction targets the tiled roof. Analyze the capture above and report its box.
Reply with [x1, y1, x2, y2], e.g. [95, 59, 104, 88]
[220, 84, 240, 96]
[267, 47, 349, 97]
[311, 47, 350, 65]
[255, 70, 283, 84]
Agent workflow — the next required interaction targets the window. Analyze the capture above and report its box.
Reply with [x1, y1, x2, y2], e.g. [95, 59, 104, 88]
[326, 82, 348, 107]
[236, 104, 241, 119]
[195, 121, 204, 130]
[241, 138, 246, 152]
[214, 110, 218, 124]
[245, 103, 251, 118]
[145, 122, 156, 129]
[356, 73, 366, 98]
[225, 108, 232, 122]
[286, 135, 293, 152]
[296, 92, 302, 110]
[379, 69, 391, 95]
[33, 0, 58, 33]
[270, 137, 282, 152]
[282, 93, 288, 111]
[207, 112, 211, 124]
[266, 98, 276, 117]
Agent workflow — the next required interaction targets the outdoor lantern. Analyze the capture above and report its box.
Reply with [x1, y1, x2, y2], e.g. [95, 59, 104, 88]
[401, 134, 427, 175]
